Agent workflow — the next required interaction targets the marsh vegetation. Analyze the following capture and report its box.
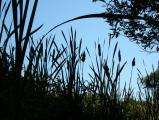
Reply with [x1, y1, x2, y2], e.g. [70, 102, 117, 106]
[1, 0, 159, 120]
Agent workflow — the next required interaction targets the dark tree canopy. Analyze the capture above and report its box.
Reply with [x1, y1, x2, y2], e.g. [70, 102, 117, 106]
[102, 0, 159, 51]
[141, 68, 159, 89]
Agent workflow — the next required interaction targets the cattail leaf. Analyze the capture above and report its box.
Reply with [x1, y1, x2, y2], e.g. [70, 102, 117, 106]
[90, 66, 101, 81]
[61, 30, 69, 47]
[53, 39, 59, 53]
[103, 61, 110, 78]
[86, 47, 91, 58]
[113, 42, 118, 59]
[51, 58, 66, 79]
[19, 0, 23, 41]
[3, 23, 13, 51]
[80, 51, 86, 62]
[70, 39, 73, 55]
[0, 1, 11, 43]
[74, 29, 76, 43]
[22, 24, 43, 42]
[137, 68, 143, 77]
[95, 55, 100, 75]
[47, 34, 52, 43]
[51, 47, 66, 68]
[48, 35, 55, 55]
[114, 61, 127, 82]
[12, 0, 19, 44]
[19, 0, 29, 41]
[71, 26, 73, 41]
[47, 12, 134, 35]
[3, 23, 8, 35]
[78, 38, 82, 55]
[2, 1, 6, 13]
[118, 50, 121, 62]
[111, 60, 115, 78]
[22, 0, 38, 63]
[61, 44, 67, 57]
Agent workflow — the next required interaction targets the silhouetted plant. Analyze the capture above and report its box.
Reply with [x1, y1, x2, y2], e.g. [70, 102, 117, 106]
[138, 63, 159, 120]
[1, 0, 159, 120]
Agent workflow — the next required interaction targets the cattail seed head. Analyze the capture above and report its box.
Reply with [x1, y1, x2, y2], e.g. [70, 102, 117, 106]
[80, 51, 86, 62]
[118, 50, 121, 62]
[98, 44, 101, 56]
[132, 57, 135, 67]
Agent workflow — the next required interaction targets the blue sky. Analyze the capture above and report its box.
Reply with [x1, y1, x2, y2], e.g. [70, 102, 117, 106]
[33, 0, 159, 93]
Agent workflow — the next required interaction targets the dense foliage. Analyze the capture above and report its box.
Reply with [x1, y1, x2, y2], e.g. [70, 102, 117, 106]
[96, 0, 159, 51]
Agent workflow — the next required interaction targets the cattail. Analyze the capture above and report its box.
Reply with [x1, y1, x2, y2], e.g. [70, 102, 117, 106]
[98, 44, 101, 56]
[80, 51, 86, 62]
[118, 50, 121, 62]
[132, 57, 135, 67]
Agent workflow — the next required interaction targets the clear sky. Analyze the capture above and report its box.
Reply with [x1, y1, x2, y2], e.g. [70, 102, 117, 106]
[33, 0, 159, 94]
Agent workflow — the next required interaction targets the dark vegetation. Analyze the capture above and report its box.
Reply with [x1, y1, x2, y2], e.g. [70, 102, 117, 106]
[0, 0, 159, 120]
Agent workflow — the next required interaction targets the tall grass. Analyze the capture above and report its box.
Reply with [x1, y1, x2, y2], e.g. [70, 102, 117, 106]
[0, 0, 40, 120]
[1, 0, 159, 120]
[137, 63, 159, 120]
